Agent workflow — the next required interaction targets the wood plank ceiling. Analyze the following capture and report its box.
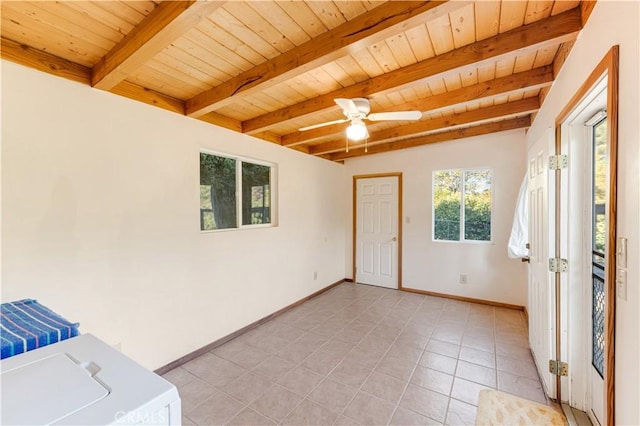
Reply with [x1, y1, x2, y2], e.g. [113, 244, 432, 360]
[1, 1, 594, 161]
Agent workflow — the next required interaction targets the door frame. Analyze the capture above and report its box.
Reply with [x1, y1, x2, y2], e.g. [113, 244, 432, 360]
[555, 46, 618, 426]
[352, 173, 403, 289]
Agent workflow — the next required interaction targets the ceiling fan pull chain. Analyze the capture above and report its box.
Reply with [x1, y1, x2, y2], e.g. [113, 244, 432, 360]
[345, 133, 349, 153]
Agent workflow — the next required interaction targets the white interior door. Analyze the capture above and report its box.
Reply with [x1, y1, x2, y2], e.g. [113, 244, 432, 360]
[527, 131, 556, 398]
[355, 176, 399, 289]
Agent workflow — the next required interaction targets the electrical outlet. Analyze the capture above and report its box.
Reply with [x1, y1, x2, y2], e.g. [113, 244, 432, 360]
[313, 271, 318, 280]
[459, 274, 468, 284]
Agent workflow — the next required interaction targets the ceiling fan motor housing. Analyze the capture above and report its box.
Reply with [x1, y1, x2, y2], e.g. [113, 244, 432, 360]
[344, 98, 371, 118]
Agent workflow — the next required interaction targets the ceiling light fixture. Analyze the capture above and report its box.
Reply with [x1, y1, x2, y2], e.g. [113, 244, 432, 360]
[346, 120, 368, 141]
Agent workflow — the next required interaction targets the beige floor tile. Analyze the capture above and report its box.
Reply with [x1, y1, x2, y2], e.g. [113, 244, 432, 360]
[225, 345, 271, 370]
[186, 389, 244, 425]
[496, 354, 539, 380]
[276, 340, 317, 364]
[400, 384, 449, 423]
[178, 378, 218, 412]
[310, 317, 347, 338]
[334, 415, 363, 425]
[318, 338, 355, 357]
[376, 354, 417, 381]
[222, 372, 272, 405]
[420, 351, 458, 375]
[495, 342, 532, 360]
[182, 353, 246, 388]
[300, 348, 345, 375]
[361, 370, 407, 403]
[226, 407, 275, 425]
[391, 407, 443, 425]
[171, 284, 549, 425]
[343, 391, 396, 425]
[250, 384, 303, 423]
[328, 359, 372, 388]
[162, 367, 196, 388]
[248, 333, 292, 355]
[251, 356, 296, 382]
[387, 342, 423, 363]
[282, 399, 339, 425]
[396, 329, 430, 349]
[461, 334, 495, 353]
[497, 371, 547, 404]
[271, 324, 307, 342]
[277, 366, 324, 397]
[431, 327, 465, 346]
[455, 360, 497, 388]
[308, 378, 358, 413]
[356, 334, 394, 355]
[450, 377, 492, 406]
[343, 346, 385, 369]
[211, 339, 247, 359]
[426, 339, 461, 358]
[446, 397, 478, 425]
[458, 346, 496, 369]
[411, 365, 454, 396]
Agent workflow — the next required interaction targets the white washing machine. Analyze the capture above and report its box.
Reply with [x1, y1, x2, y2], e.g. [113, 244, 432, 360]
[0, 334, 181, 425]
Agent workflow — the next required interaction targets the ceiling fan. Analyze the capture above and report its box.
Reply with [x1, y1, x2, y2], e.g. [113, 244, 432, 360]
[298, 98, 422, 142]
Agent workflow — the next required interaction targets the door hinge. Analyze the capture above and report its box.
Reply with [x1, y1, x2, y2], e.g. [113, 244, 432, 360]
[549, 359, 569, 376]
[549, 155, 568, 170]
[548, 257, 568, 273]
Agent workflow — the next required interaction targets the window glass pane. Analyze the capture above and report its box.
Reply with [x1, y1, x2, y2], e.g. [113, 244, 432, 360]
[464, 170, 492, 241]
[593, 118, 607, 255]
[433, 170, 461, 241]
[242, 162, 271, 225]
[200, 153, 237, 230]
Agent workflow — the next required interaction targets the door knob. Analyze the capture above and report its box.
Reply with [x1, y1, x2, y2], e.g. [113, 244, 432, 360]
[392, 237, 397, 241]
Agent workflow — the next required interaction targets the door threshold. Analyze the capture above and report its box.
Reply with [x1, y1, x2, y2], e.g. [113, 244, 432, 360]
[562, 403, 594, 426]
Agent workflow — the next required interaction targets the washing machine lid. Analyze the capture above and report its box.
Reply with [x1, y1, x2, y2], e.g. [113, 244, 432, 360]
[2, 353, 109, 425]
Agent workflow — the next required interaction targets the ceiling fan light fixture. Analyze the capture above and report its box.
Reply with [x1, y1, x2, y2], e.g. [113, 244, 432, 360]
[346, 121, 368, 141]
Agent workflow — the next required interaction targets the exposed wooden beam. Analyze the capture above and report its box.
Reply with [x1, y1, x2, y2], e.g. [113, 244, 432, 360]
[329, 116, 531, 161]
[242, 7, 582, 134]
[185, 1, 468, 117]
[580, 0, 597, 26]
[311, 98, 540, 155]
[283, 66, 553, 147]
[1, 36, 245, 131]
[1, 37, 90, 84]
[111, 81, 184, 114]
[196, 112, 242, 132]
[92, 1, 224, 90]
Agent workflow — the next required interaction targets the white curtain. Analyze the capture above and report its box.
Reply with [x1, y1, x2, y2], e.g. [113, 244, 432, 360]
[508, 173, 529, 258]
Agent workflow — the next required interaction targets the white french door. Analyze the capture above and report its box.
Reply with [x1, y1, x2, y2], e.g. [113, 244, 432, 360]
[355, 175, 400, 289]
[527, 130, 556, 399]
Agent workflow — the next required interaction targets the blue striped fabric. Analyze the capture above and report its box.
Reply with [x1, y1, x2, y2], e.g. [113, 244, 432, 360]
[0, 299, 80, 359]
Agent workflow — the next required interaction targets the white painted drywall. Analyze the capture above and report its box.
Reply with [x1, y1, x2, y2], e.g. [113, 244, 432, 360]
[526, 1, 640, 423]
[0, 61, 348, 370]
[344, 130, 528, 306]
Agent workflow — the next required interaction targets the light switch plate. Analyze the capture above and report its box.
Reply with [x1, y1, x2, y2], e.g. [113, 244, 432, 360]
[617, 237, 628, 268]
[617, 268, 627, 301]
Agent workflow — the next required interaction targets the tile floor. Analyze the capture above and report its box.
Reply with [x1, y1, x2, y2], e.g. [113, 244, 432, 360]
[162, 283, 547, 425]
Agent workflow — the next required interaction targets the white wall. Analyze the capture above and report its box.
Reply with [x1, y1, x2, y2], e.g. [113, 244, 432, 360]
[0, 61, 348, 370]
[344, 130, 528, 306]
[526, 1, 640, 423]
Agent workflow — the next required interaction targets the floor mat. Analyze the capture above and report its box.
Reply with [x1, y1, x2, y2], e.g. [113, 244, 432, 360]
[476, 389, 567, 425]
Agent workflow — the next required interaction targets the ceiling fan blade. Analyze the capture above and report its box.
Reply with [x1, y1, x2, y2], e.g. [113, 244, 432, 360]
[298, 118, 349, 131]
[366, 111, 422, 121]
[334, 98, 360, 114]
